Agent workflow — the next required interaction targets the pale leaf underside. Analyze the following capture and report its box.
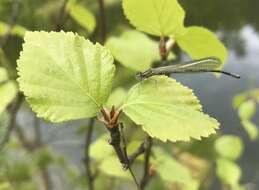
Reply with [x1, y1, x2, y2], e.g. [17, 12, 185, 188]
[123, 0, 185, 36]
[17, 31, 115, 122]
[176, 26, 227, 70]
[106, 30, 161, 71]
[122, 76, 219, 142]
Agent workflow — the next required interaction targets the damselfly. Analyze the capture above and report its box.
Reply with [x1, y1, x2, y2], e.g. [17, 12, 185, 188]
[136, 57, 240, 80]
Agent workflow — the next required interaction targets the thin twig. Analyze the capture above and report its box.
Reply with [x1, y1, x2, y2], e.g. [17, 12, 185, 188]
[54, 0, 68, 31]
[108, 125, 128, 167]
[18, 114, 53, 190]
[198, 162, 215, 190]
[98, 0, 106, 44]
[84, 118, 95, 190]
[14, 124, 35, 151]
[140, 135, 153, 189]
[82, 0, 107, 188]
[129, 167, 142, 190]
[33, 116, 53, 190]
[34, 116, 42, 146]
[0, 0, 21, 48]
[100, 107, 142, 189]
[0, 93, 23, 151]
[41, 168, 53, 190]
[222, 184, 231, 190]
[14, 115, 42, 151]
[128, 141, 146, 165]
[13, 112, 53, 190]
[119, 123, 141, 190]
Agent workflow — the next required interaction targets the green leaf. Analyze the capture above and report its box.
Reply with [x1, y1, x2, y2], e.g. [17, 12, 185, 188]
[0, 81, 17, 114]
[151, 148, 200, 189]
[238, 100, 256, 120]
[182, 180, 200, 190]
[127, 140, 143, 156]
[232, 185, 246, 190]
[215, 135, 243, 161]
[122, 76, 219, 142]
[152, 147, 192, 183]
[90, 134, 114, 161]
[17, 31, 115, 122]
[0, 21, 11, 35]
[0, 67, 8, 82]
[33, 147, 54, 169]
[0, 21, 27, 37]
[0, 111, 9, 128]
[0, 49, 16, 78]
[241, 120, 259, 141]
[250, 89, 259, 103]
[122, 0, 185, 36]
[7, 162, 32, 183]
[216, 158, 241, 186]
[99, 156, 132, 179]
[0, 182, 11, 189]
[89, 135, 131, 179]
[11, 25, 27, 37]
[35, 1, 63, 18]
[105, 88, 127, 109]
[13, 182, 37, 190]
[146, 177, 167, 190]
[67, 3, 96, 34]
[113, 66, 136, 88]
[233, 93, 247, 109]
[0, 112, 10, 143]
[176, 26, 227, 69]
[106, 30, 161, 71]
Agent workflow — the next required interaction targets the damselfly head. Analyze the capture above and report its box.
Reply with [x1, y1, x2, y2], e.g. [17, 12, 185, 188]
[136, 69, 154, 80]
[136, 72, 144, 81]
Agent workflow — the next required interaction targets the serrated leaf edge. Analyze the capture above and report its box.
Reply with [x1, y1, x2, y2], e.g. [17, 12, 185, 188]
[16, 31, 115, 122]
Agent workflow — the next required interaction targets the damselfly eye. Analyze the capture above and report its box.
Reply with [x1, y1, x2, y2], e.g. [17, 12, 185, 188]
[136, 72, 143, 81]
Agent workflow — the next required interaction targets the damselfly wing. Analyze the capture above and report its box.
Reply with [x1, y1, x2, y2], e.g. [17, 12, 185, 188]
[136, 57, 240, 80]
